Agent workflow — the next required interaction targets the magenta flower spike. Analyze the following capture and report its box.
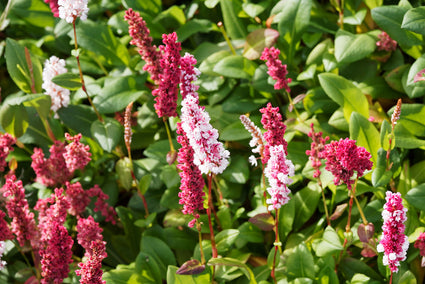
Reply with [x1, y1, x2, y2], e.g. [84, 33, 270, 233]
[260, 103, 288, 164]
[260, 47, 291, 92]
[0, 210, 13, 242]
[0, 133, 16, 173]
[44, 0, 60, 17]
[321, 138, 373, 190]
[64, 133, 91, 173]
[180, 95, 230, 175]
[58, 0, 89, 23]
[76, 216, 107, 284]
[124, 8, 162, 84]
[306, 123, 329, 178]
[176, 123, 205, 227]
[2, 175, 39, 249]
[376, 31, 397, 52]
[377, 191, 409, 273]
[152, 32, 181, 118]
[264, 144, 294, 211]
[414, 232, 425, 267]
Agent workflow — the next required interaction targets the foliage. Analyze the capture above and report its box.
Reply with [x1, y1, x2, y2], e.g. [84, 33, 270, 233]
[1, 0, 425, 283]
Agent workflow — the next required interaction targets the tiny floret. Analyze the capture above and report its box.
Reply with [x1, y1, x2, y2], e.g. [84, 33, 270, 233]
[42, 56, 70, 115]
[58, 0, 89, 23]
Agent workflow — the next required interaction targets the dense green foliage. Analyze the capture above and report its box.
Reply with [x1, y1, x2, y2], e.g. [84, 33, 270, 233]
[1, 0, 425, 283]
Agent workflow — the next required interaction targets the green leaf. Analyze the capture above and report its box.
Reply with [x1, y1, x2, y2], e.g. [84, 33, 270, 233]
[242, 0, 271, 18]
[401, 7, 425, 36]
[220, 120, 252, 141]
[140, 236, 176, 277]
[133, 252, 162, 284]
[139, 174, 152, 195]
[213, 55, 257, 80]
[219, 0, 247, 39]
[286, 243, 315, 280]
[349, 112, 380, 166]
[222, 155, 249, 184]
[116, 157, 133, 191]
[121, 0, 162, 16]
[176, 19, 216, 42]
[199, 51, 232, 76]
[251, 64, 277, 93]
[167, 265, 211, 284]
[243, 28, 279, 60]
[372, 148, 393, 187]
[334, 30, 376, 64]
[318, 73, 369, 122]
[339, 257, 382, 280]
[315, 226, 343, 257]
[5, 38, 42, 93]
[405, 55, 425, 98]
[74, 20, 130, 66]
[102, 263, 135, 284]
[57, 105, 97, 138]
[10, 0, 55, 28]
[215, 229, 240, 253]
[397, 104, 425, 137]
[293, 183, 321, 231]
[0, 104, 29, 138]
[274, 0, 312, 60]
[208, 257, 257, 283]
[51, 73, 82, 91]
[91, 118, 123, 152]
[405, 184, 425, 211]
[237, 222, 263, 244]
[372, 6, 422, 48]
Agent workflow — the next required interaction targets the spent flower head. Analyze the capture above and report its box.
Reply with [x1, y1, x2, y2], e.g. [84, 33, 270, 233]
[240, 114, 265, 165]
[377, 191, 409, 273]
[260, 47, 291, 92]
[180, 95, 230, 175]
[322, 138, 373, 190]
[58, 0, 89, 23]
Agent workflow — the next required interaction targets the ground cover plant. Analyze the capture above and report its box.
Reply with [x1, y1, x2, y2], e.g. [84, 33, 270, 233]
[1, 0, 425, 283]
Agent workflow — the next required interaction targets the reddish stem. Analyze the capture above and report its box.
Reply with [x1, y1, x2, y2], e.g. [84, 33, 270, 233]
[207, 173, 217, 258]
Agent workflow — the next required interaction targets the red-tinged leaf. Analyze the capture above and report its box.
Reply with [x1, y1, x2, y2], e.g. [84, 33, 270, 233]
[414, 68, 425, 82]
[357, 222, 375, 243]
[243, 28, 279, 60]
[249, 213, 274, 231]
[330, 203, 347, 220]
[176, 259, 206, 275]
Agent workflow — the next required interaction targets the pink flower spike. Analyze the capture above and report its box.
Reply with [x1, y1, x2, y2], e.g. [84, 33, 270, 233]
[305, 123, 329, 178]
[44, 0, 60, 17]
[176, 123, 205, 227]
[42, 56, 70, 116]
[414, 232, 425, 267]
[124, 8, 162, 84]
[264, 144, 294, 211]
[64, 133, 91, 173]
[321, 138, 373, 190]
[88, 185, 117, 224]
[65, 181, 92, 216]
[0, 133, 16, 173]
[58, 0, 89, 23]
[180, 53, 201, 100]
[2, 175, 39, 249]
[152, 32, 181, 118]
[376, 31, 397, 52]
[260, 103, 287, 164]
[0, 210, 13, 241]
[39, 222, 73, 284]
[260, 47, 291, 92]
[377, 191, 409, 273]
[180, 95, 230, 175]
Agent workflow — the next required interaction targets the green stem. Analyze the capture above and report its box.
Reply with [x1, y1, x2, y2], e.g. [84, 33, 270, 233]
[271, 208, 281, 283]
[196, 219, 206, 265]
[318, 177, 331, 226]
[72, 19, 103, 122]
[354, 194, 368, 225]
[207, 173, 217, 258]
[217, 22, 237, 55]
[163, 117, 175, 153]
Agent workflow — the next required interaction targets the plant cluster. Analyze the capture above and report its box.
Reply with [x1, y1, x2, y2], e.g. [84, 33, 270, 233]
[1, 0, 425, 283]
